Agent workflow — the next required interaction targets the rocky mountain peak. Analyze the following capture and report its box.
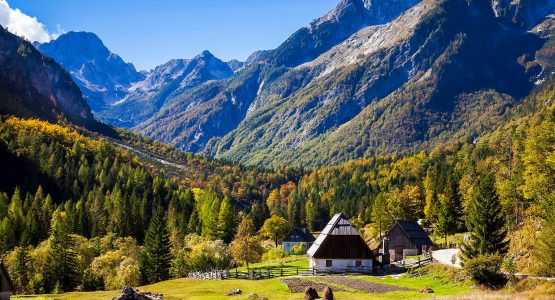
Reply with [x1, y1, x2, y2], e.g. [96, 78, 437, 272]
[37, 31, 145, 112]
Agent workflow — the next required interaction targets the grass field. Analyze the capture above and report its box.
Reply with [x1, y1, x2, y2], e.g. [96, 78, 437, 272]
[12, 264, 474, 300]
[11, 264, 554, 300]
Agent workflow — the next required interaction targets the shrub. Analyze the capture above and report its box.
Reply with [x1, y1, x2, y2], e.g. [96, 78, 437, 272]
[291, 242, 306, 255]
[464, 254, 507, 288]
[262, 247, 289, 262]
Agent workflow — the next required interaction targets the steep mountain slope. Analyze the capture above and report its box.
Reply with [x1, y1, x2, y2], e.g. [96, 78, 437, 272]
[0, 26, 98, 127]
[134, 0, 423, 153]
[102, 50, 234, 128]
[134, 0, 552, 167]
[37, 32, 145, 113]
[209, 0, 548, 166]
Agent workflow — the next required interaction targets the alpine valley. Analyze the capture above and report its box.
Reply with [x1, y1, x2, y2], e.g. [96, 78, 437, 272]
[1, 0, 555, 299]
[35, 0, 555, 167]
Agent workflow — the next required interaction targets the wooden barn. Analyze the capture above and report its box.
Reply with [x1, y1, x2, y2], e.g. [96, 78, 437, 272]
[307, 213, 375, 272]
[283, 227, 315, 254]
[0, 260, 13, 300]
[380, 220, 433, 262]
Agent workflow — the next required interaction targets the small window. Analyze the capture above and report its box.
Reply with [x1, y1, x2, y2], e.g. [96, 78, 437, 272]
[355, 260, 362, 267]
[326, 260, 333, 267]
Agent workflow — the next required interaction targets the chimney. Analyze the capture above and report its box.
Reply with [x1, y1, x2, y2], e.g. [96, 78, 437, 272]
[380, 237, 390, 265]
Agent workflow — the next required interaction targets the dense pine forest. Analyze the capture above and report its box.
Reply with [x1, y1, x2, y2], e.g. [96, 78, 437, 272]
[0, 76, 554, 294]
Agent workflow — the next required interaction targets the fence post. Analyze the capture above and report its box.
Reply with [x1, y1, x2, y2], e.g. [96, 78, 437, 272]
[418, 256, 421, 267]
[312, 266, 315, 275]
[281, 268, 284, 277]
[297, 266, 299, 276]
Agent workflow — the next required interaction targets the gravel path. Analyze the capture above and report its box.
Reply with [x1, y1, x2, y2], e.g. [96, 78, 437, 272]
[317, 276, 413, 293]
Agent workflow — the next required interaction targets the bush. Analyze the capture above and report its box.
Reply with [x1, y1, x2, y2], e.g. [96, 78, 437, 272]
[464, 254, 507, 288]
[170, 236, 232, 277]
[262, 247, 289, 262]
[291, 242, 306, 255]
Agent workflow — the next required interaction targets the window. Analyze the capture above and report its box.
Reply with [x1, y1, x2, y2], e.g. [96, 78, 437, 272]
[355, 260, 362, 267]
[326, 260, 332, 267]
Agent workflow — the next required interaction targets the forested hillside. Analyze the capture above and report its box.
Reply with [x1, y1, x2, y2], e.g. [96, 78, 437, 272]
[2, 76, 554, 294]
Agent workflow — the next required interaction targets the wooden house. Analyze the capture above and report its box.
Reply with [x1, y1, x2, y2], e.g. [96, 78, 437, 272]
[380, 221, 433, 261]
[0, 260, 13, 300]
[283, 227, 315, 254]
[307, 213, 375, 271]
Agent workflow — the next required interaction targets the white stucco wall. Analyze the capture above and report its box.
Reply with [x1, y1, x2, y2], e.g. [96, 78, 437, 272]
[309, 258, 373, 271]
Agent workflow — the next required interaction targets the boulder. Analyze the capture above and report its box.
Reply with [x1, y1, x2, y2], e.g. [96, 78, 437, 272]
[112, 286, 163, 300]
[419, 287, 434, 293]
[227, 289, 243, 295]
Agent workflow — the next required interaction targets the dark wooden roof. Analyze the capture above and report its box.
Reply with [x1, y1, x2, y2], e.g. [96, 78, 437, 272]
[308, 213, 374, 259]
[0, 259, 14, 291]
[390, 221, 433, 246]
[284, 227, 316, 243]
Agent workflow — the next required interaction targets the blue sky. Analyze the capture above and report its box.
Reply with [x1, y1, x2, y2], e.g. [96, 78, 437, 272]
[6, 0, 338, 70]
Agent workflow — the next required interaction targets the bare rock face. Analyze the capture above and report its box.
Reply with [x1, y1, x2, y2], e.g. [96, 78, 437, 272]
[303, 286, 320, 300]
[0, 25, 96, 127]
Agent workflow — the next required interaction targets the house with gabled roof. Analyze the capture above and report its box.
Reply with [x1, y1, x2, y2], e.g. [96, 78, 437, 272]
[283, 227, 315, 254]
[307, 213, 375, 272]
[0, 259, 14, 300]
[380, 220, 433, 261]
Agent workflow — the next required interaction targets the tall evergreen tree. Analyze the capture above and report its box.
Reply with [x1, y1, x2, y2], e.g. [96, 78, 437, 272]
[461, 174, 509, 260]
[140, 207, 172, 284]
[216, 197, 235, 243]
[44, 210, 80, 293]
[436, 175, 461, 244]
[10, 246, 31, 293]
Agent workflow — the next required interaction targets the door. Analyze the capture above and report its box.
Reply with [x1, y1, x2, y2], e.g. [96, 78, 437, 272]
[394, 248, 403, 261]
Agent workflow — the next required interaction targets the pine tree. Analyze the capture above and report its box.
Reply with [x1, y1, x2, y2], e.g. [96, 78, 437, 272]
[187, 207, 202, 235]
[11, 246, 31, 293]
[44, 210, 80, 293]
[436, 175, 460, 244]
[140, 207, 172, 284]
[461, 174, 509, 261]
[216, 197, 235, 243]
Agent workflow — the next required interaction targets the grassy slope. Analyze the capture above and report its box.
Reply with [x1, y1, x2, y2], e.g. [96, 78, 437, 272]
[13, 265, 473, 300]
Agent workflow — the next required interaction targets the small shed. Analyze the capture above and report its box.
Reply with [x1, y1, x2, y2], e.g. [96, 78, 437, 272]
[0, 259, 13, 300]
[283, 227, 315, 254]
[381, 220, 433, 261]
[307, 213, 375, 272]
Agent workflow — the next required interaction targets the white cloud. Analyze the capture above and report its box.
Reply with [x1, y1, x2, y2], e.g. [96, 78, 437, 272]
[0, 0, 52, 43]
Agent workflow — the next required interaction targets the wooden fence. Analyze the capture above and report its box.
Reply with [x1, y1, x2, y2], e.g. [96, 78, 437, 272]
[188, 263, 416, 280]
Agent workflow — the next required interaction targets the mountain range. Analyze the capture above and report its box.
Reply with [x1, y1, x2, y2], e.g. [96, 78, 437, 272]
[28, 0, 555, 167]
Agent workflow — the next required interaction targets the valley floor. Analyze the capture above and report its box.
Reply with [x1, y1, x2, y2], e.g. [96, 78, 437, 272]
[12, 264, 555, 300]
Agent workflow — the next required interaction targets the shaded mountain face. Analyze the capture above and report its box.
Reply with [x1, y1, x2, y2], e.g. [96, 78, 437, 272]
[101, 50, 234, 128]
[0, 26, 97, 127]
[131, 0, 553, 167]
[37, 32, 145, 114]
